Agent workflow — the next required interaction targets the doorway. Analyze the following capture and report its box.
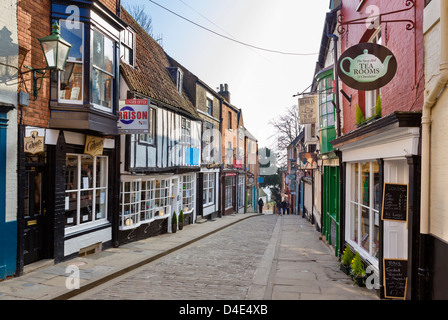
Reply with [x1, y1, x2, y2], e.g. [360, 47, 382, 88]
[23, 164, 49, 265]
[323, 166, 340, 256]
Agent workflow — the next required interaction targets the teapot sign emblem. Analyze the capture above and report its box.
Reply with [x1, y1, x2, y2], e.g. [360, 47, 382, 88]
[337, 43, 397, 91]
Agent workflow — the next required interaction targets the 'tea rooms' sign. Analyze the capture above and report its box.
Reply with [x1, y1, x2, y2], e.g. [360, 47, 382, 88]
[337, 43, 397, 91]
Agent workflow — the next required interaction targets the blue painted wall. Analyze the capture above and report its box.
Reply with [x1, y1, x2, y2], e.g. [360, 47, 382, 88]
[0, 113, 17, 279]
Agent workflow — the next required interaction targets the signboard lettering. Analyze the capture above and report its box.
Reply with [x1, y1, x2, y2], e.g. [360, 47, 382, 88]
[24, 131, 45, 154]
[84, 135, 104, 158]
[337, 43, 397, 91]
[118, 99, 150, 133]
[382, 183, 408, 222]
[298, 95, 318, 125]
[383, 258, 408, 299]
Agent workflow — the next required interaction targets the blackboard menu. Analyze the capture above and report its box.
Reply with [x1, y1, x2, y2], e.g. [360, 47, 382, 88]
[383, 259, 408, 299]
[382, 183, 408, 222]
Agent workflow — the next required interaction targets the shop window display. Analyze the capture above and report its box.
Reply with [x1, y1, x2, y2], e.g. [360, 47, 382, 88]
[65, 154, 108, 231]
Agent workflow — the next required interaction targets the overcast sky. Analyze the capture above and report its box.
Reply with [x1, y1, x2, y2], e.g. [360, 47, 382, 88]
[121, 0, 331, 149]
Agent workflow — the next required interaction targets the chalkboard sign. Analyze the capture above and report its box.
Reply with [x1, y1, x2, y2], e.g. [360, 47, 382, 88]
[382, 183, 408, 222]
[383, 259, 408, 299]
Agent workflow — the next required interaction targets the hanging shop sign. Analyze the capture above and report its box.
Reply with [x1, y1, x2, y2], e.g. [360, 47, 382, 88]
[24, 131, 45, 154]
[118, 99, 150, 133]
[298, 95, 318, 125]
[84, 135, 105, 158]
[337, 43, 397, 91]
[234, 159, 243, 169]
[299, 152, 318, 170]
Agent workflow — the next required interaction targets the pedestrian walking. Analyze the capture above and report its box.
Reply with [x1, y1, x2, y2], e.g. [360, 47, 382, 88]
[276, 201, 281, 214]
[281, 200, 287, 215]
[258, 198, 264, 213]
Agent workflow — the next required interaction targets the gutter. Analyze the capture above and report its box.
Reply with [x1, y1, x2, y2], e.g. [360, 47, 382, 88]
[420, 0, 448, 235]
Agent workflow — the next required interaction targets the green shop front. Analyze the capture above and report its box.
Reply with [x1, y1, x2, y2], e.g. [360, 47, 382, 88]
[316, 67, 340, 256]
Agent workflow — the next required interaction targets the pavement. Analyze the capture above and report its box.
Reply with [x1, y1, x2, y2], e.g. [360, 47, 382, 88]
[247, 213, 380, 300]
[0, 210, 379, 300]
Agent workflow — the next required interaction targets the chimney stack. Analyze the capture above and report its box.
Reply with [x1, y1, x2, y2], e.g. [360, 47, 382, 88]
[219, 83, 231, 103]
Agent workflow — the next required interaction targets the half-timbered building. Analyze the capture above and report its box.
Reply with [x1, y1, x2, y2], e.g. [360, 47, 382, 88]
[117, 9, 201, 244]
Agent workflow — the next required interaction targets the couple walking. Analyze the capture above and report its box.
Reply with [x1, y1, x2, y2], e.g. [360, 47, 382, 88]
[276, 199, 289, 215]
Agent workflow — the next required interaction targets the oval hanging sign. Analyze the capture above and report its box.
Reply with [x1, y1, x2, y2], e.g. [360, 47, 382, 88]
[337, 43, 397, 91]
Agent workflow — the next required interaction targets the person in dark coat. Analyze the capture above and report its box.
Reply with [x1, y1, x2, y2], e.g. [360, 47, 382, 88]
[281, 200, 287, 215]
[258, 198, 264, 213]
[276, 201, 281, 214]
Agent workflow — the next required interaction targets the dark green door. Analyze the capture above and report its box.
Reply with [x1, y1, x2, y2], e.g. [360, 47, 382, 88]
[323, 166, 340, 256]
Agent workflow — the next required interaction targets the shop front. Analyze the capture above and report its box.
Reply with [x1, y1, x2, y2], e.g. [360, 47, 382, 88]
[118, 172, 197, 244]
[18, 127, 118, 266]
[332, 112, 421, 295]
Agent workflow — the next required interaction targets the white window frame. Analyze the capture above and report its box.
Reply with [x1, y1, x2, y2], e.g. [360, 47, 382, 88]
[237, 175, 245, 209]
[138, 107, 156, 145]
[119, 177, 171, 230]
[346, 161, 380, 267]
[181, 118, 191, 146]
[225, 176, 234, 209]
[91, 27, 115, 113]
[65, 154, 108, 234]
[206, 97, 213, 116]
[58, 20, 84, 104]
[119, 179, 141, 230]
[120, 27, 135, 66]
[203, 173, 215, 207]
[182, 174, 194, 213]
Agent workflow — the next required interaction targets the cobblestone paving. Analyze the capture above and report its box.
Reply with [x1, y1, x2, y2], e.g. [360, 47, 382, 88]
[81, 215, 278, 300]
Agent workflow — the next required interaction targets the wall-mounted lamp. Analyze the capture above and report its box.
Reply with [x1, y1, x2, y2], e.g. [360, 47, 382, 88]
[23, 21, 71, 98]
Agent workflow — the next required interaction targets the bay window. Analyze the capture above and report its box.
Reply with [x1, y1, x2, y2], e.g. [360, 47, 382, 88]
[57, 21, 117, 112]
[318, 74, 335, 129]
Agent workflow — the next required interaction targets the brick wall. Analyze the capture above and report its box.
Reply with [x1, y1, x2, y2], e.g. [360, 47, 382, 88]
[339, 0, 425, 134]
[17, 0, 51, 127]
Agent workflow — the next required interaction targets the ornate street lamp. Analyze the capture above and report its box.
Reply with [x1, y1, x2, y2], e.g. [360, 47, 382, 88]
[23, 21, 72, 98]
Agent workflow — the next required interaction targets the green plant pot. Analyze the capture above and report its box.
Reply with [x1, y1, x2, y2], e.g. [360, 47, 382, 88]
[353, 276, 366, 287]
[179, 222, 183, 230]
[340, 264, 351, 276]
[172, 224, 177, 233]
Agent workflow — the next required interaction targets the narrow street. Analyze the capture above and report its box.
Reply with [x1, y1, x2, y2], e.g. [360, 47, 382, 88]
[71, 214, 378, 300]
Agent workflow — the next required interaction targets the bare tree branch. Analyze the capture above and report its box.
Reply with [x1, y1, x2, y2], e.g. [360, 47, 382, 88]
[268, 105, 302, 164]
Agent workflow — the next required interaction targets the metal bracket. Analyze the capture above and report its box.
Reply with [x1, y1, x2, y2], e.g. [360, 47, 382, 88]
[22, 66, 48, 98]
[337, 0, 416, 36]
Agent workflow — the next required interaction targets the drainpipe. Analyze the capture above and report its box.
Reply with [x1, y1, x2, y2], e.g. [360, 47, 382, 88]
[419, 0, 448, 299]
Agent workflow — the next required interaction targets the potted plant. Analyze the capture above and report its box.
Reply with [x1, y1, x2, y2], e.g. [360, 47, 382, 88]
[355, 104, 365, 127]
[350, 252, 366, 287]
[172, 211, 177, 233]
[178, 210, 184, 230]
[340, 245, 353, 275]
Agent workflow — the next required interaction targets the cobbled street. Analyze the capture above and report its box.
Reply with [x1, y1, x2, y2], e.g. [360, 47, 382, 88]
[72, 214, 378, 300]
